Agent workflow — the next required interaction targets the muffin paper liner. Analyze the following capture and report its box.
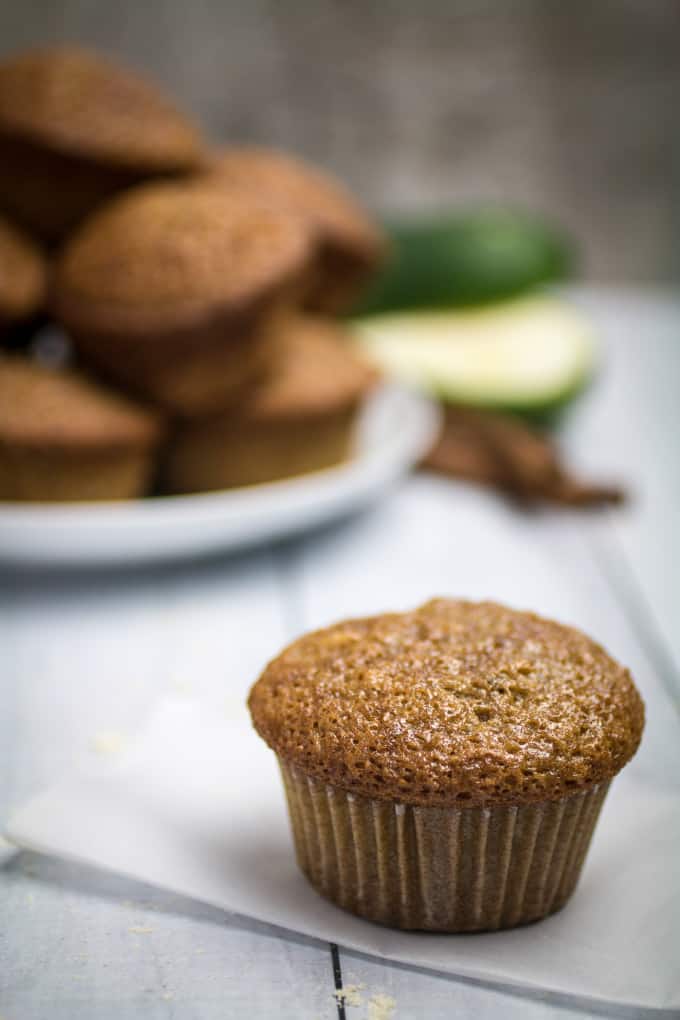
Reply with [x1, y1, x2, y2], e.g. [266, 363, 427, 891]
[279, 761, 610, 931]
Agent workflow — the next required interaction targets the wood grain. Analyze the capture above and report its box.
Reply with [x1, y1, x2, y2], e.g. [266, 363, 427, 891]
[1, 287, 678, 1018]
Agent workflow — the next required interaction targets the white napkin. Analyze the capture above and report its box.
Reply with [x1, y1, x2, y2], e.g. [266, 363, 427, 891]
[7, 697, 680, 1013]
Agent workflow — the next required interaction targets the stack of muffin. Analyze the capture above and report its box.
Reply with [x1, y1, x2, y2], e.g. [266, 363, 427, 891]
[0, 47, 384, 502]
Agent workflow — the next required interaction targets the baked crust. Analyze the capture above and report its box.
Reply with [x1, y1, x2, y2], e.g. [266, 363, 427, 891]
[53, 183, 312, 334]
[0, 47, 204, 243]
[0, 355, 163, 501]
[249, 598, 644, 806]
[52, 184, 313, 413]
[0, 215, 46, 326]
[228, 316, 376, 423]
[0, 355, 162, 450]
[163, 317, 375, 491]
[199, 146, 387, 312]
[0, 47, 202, 170]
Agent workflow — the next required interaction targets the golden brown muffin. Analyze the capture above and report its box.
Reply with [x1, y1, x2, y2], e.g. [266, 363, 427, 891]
[249, 598, 644, 931]
[52, 183, 314, 416]
[0, 214, 47, 344]
[163, 316, 376, 492]
[0, 47, 204, 244]
[200, 146, 387, 313]
[0, 355, 163, 501]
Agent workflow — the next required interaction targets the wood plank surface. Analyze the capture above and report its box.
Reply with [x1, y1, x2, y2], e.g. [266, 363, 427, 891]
[1, 288, 678, 1018]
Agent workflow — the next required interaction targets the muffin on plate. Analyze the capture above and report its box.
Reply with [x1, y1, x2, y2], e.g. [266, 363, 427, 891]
[0, 47, 204, 244]
[249, 598, 644, 932]
[162, 316, 376, 493]
[52, 183, 313, 416]
[200, 146, 387, 313]
[0, 214, 47, 345]
[0, 355, 163, 501]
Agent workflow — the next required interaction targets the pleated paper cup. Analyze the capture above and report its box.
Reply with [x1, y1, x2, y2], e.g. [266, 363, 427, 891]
[279, 760, 610, 932]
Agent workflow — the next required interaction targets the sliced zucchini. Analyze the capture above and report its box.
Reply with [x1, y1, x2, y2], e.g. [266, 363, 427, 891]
[352, 295, 596, 418]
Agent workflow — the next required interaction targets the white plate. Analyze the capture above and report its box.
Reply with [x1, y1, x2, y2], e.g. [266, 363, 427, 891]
[0, 384, 439, 567]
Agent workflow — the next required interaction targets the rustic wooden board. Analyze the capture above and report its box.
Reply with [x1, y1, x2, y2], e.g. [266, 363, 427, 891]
[1, 288, 677, 1018]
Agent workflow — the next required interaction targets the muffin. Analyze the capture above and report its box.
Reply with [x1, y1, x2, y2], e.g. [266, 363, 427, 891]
[52, 183, 313, 416]
[200, 146, 387, 313]
[0, 214, 47, 346]
[0, 47, 204, 244]
[163, 316, 376, 492]
[249, 599, 644, 932]
[0, 355, 163, 501]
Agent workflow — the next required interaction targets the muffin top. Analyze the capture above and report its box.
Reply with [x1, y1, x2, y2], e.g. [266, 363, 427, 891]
[0, 47, 202, 171]
[201, 146, 386, 266]
[249, 599, 644, 806]
[0, 356, 162, 449]
[0, 215, 46, 323]
[53, 183, 313, 335]
[228, 317, 376, 423]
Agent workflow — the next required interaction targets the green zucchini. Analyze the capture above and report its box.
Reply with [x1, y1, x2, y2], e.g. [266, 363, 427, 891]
[354, 209, 573, 315]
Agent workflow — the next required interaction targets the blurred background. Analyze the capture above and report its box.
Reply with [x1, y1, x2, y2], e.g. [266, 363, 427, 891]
[1, 0, 678, 282]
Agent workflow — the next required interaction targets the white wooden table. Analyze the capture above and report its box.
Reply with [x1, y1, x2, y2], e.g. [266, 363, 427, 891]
[1, 288, 678, 1020]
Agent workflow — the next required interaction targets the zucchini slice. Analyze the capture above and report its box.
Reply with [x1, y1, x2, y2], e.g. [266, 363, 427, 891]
[353, 295, 596, 417]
